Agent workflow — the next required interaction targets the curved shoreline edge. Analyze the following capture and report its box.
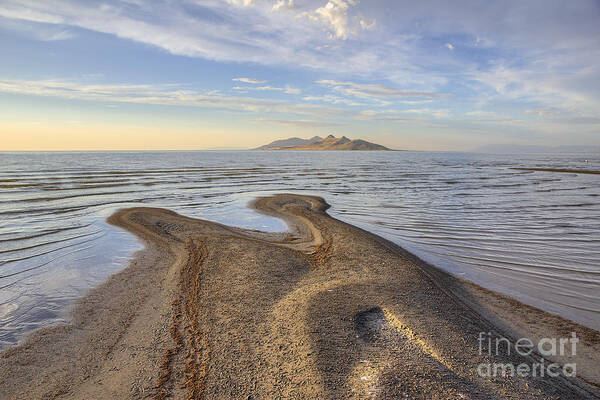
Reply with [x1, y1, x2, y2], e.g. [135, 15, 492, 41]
[1, 193, 599, 399]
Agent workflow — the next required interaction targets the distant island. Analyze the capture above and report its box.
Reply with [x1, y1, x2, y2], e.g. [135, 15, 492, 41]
[255, 135, 391, 151]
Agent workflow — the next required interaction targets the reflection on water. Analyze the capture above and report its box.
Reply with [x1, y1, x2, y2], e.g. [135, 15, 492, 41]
[0, 150, 598, 347]
[0, 219, 141, 346]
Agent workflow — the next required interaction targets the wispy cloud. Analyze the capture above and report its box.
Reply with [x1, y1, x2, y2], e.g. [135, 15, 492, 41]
[523, 107, 564, 117]
[232, 77, 267, 84]
[225, 0, 256, 6]
[0, 79, 331, 116]
[0, 17, 75, 41]
[473, 62, 600, 116]
[252, 118, 342, 127]
[549, 117, 600, 125]
[302, 94, 365, 106]
[317, 80, 450, 99]
[0, 0, 377, 71]
[466, 110, 497, 118]
[403, 108, 451, 119]
[355, 110, 414, 122]
[357, 108, 450, 121]
[233, 85, 301, 94]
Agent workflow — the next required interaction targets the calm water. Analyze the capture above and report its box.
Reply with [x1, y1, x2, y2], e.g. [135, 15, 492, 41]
[0, 151, 599, 347]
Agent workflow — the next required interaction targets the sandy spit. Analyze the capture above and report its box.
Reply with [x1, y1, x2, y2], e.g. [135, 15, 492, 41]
[1, 193, 599, 399]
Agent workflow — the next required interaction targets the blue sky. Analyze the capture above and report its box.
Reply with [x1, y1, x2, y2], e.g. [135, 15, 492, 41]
[1, 0, 599, 150]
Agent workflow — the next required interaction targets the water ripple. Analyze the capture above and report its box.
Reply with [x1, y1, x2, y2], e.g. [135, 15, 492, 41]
[0, 150, 598, 347]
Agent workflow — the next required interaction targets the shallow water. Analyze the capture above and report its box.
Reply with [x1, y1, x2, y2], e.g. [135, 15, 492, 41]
[0, 150, 599, 347]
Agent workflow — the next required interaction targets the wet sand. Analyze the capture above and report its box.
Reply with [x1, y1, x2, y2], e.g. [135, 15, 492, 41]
[1, 194, 599, 399]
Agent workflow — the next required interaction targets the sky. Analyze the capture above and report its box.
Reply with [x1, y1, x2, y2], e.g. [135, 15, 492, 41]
[0, 0, 599, 151]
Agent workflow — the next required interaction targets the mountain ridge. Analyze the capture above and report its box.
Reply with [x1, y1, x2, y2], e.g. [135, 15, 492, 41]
[254, 135, 391, 151]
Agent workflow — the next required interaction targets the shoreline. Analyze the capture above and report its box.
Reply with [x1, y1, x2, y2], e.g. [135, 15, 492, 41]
[1, 194, 599, 399]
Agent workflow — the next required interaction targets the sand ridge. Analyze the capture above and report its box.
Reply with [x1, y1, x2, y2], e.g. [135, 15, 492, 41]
[1, 194, 599, 399]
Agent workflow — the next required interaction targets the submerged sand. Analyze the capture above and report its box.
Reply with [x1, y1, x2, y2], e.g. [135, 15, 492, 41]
[1, 194, 599, 399]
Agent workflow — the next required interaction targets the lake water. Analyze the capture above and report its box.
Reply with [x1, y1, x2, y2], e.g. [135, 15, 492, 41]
[0, 151, 599, 347]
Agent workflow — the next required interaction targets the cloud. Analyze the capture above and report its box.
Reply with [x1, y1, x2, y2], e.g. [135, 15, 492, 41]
[445, 42, 454, 51]
[523, 107, 564, 117]
[42, 30, 74, 41]
[302, 94, 365, 106]
[355, 110, 413, 122]
[282, 87, 302, 95]
[356, 108, 450, 121]
[271, 0, 295, 12]
[359, 18, 376, 31]
[233, 85, 301, 94]
[0, 17, 74, 41]
[252, 118, 342, 127]
[317, 80, 450, 99]
[403, 108, 451, 119]
[0, 0, 376, 69]
[466, 110, 497, 118]
[0, 1, 301, 64]
[298, 0, 369, 40]
[232, 77, 267, 84]
[473, 62, 600, 115]
[0, 3, 64, 24]
[522, 107, 600, 124]
[550, 117, 600, 125]
[0, 78, 330, 115]
[225, 0, 255, 6]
